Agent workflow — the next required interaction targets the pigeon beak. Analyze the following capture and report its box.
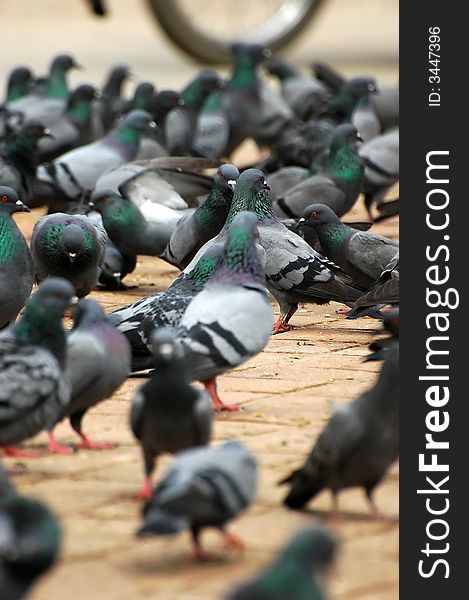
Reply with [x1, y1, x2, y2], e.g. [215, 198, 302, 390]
[42, 128, 54, 139]
[264, 180, 271, 191]
[70, 295, 79, 306]
[148, 120, 157, 129]
[356, 133, 364, 143]
[227, 179, 237, 190]
[73, 63, 84, 71]
[15, 199, 30, 212]
[68, 252, 77, 262]
[298, 218, 306, 226]
[113, 272, 121, 279]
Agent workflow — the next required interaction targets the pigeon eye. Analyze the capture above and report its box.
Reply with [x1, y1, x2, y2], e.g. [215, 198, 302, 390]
[1, 195, 8, 202]
[311, 211, 317, 218]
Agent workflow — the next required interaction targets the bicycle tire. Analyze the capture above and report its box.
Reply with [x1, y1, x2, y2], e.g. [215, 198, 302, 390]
[145, 0, 325, 64]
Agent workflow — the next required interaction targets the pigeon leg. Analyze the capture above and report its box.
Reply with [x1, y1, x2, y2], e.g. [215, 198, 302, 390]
[1, 445, 40, 458]
[202, 378, 239, 412]
[190, 527, 214, 561]
[330, 491, 339, 517]
[137, 451, 155, 501]
[364, 193, 374, 221]
[273, 305, 298, 334]
[47, 432, 74, 455]
[221, 529, 246, 552]
[70, 411, 116, 450]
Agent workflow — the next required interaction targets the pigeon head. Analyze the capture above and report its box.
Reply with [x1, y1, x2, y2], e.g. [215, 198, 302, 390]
[211, 211, 265, 290]
[50, 53, 81, 74]
[231, 43, 271, 64]
[130, 82, 156, 111]
[180, 70, 225, 108]
[102, 64, 132, 96]
[214, 163, 239, 191]
[346, 76, 378, 97]
[0, 494, 61, 582]
[28, 278, 77, 316]
[60, 223, 89, 263]
[333, 76, 378, 116]
[278, 526, 337, 569]
[330, 123, 363, 150]
[19, 120, 54, 141]
[148, 328, 184, 365]
[67, 83, 98, 107]
[0, 186, 30, 214]
[71, 298, 106, 329]
[90, 190, 143, 237]
[116, 109, 158, 141]
[299, 203, 341, 228]
[6, 66, 33, 102]
[155, 90, 184, 111]
[224, 168, 272, 227]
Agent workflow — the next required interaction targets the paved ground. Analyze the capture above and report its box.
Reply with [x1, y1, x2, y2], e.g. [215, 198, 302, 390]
[1, 1, 398, 598]
[6, 202, 399, 600]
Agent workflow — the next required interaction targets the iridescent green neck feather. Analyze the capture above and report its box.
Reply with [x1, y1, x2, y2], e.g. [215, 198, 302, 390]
[327, 144, 362, 182]
[230, 55, 258, 90]
[0, 214, 23, 264]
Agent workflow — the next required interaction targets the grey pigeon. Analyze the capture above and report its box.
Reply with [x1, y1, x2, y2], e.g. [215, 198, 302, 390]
[0, 278, 75, 456]
[31, 212, 107, 297]
[226, 526, 336, 600]
[109, 242, 224, 372]
[9, 54, 81, 127]
[99, 64, 133, 131]
[162, 163, 239, 269]
[281, 344, 399, 515]
[273, 124, 364, 219]
[45, 298, 131, 454]
[228, 170, 362, 333]
[89, 189, 174, 260]
[177, 211, 275, 411]
[0, 121, 53, 203]
[136, 440, 257, 561]
[0, 187, 33, 329]
[38, 84, 99, 162]
[165, 70, 225, 156]
[130, 328, 212, 500]
[359, 128, 399, 219]
[298, 204, 399, 289]
[0, 471, 61, 600]
[266, 57, 330, 121]
[36, 110, 158, 200]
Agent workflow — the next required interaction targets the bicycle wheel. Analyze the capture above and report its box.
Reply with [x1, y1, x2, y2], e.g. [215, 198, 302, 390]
[145, 0, 324, 64]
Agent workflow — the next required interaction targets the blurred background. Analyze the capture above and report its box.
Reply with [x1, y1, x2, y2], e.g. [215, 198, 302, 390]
[0, 0, 398, 88]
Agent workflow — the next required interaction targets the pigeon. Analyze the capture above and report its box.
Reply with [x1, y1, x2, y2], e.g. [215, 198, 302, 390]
[165, 70, 225, 155]
[359, 128, 399, 219]
[0, 121, 53, 202]
[177, 211, 275, 411]
[9, 54, 81, 127]
[31, 212, 107, 297]
[265, 57, 330, 121]
[352, 93, 380, 142]
[226, 526, 337, 600]
[4, 67, 34, 104]
[99, 64, 133, 130]
[0, 187, 34, 329]
[109, 243, 224, 372]
[192, 90, 230, 158]
[230, 169, 362, 333]
[0, 469, 62, 600]
[298, 204, 399, 289]
[0, 278, 75, 457]
[371, 85, 399, 131]
[211, 43, 271, 155]
[38, 84, 99, 162]
[36, 110, 158, 201]
[136, 440, 257, 560]
[320, 76, 378, 125]
[281, 343, 399, 515]
[272, 124, 364, 219]
[347, 253, 399, 320]
[45, 298, 131, 453]
[162, 163, 239, 269]
[89, 189, 173, 260]
[130, 328, 213, 500]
